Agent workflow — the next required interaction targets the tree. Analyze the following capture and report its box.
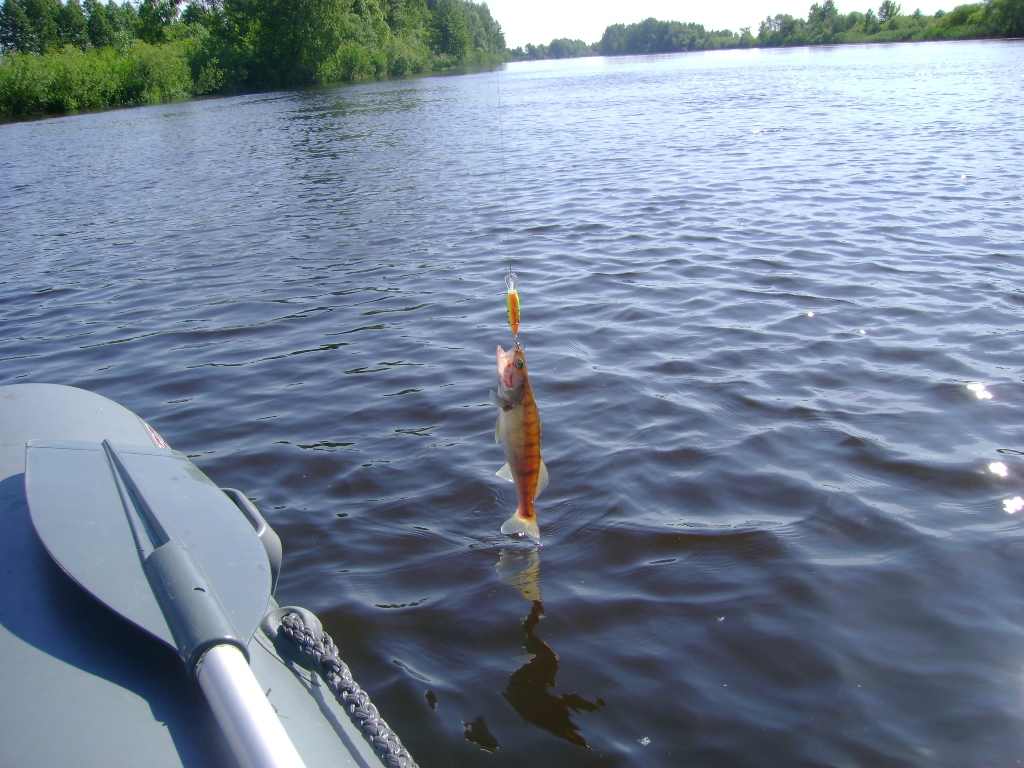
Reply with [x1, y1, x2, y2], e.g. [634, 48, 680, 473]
[428, 0, 469, 58]
[757, 13, 803, 45]
[548, 37, 591, 58]
[878, 0, 901, 21]
[84, 0, 114, 46]
[523, 41, 545, 58]
[137, 0, 180, 43]
[459, 0, 504, 53]
[106, 0, 139, 39]
[987, 0, 1024, 35]
[23, 0, 60, 51]
[863, 7, 880, 31]
[0, 0, 31, 51]
[598, 17, 734, 54]
[809, 0, 840, 26]
[807, 0, 842, 38]
[56, 0, 88, 48]
[218, 0, 389, 88]
[181, 0, 220, 27]
[551, 37, 574, 57]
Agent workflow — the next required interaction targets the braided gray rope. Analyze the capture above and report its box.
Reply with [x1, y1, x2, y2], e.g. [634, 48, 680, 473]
[279, 611, 418, 768]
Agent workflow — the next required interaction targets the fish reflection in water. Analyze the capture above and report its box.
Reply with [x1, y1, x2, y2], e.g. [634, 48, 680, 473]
[496, 547, 542, 603]
[495, 549, 605, 748]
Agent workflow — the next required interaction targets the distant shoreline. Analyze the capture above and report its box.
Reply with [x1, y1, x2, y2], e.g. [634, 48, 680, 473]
[506, 32, 1022, 64]
[508, 0, 1022, 61]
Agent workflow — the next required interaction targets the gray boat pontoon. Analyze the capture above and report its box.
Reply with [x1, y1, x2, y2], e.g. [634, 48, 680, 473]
[0, 384, 415, 768]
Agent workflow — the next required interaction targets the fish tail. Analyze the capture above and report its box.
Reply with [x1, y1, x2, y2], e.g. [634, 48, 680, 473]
[501, 511, 540, 542]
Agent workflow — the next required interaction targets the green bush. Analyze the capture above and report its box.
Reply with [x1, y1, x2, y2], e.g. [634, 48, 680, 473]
[385, 34, 431, 75]
[2, 0, 511, 120]
[0, 40, 192, 117]
[124, 39, 192, 101]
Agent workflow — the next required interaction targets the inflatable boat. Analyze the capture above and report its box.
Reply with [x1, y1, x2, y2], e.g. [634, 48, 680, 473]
[0, 383, 416, 768]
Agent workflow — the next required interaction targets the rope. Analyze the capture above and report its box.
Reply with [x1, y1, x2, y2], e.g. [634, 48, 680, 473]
[279, 611, 418, 768]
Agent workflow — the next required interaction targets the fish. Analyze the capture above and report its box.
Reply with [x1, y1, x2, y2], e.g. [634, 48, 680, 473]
[491, 343, 548, 542]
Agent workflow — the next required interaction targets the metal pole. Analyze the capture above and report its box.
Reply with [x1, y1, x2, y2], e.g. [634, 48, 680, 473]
[197, 644, 307, 768]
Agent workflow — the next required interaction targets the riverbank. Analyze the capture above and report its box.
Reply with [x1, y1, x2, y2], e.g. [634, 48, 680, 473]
[0, 0, 506, 120]
[0, 37, 505, 121]
[510, 0, 1022, 59]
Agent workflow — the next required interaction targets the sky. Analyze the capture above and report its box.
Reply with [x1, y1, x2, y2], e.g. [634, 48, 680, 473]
[485, 0, 950, 48]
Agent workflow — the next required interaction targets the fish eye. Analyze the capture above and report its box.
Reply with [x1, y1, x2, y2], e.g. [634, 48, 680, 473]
[515, 359, 524, 369]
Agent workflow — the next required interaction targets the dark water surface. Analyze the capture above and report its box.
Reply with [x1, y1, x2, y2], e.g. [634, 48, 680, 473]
[3, 40, 1024, 767]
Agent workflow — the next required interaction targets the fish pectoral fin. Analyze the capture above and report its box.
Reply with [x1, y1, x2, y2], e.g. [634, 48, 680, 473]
[496, 463, 514, 482]
[534, 459, 549, 499]
[501, 513, 541, 542]
[490, 390, 513, 411]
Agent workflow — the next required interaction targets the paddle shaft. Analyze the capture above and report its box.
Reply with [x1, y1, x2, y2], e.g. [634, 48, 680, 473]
[102, 441, 307, 767]
[198, 644, 307, 768]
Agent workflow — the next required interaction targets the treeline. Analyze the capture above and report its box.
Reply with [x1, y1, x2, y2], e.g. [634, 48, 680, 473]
[598, 18, 748, 54]
[510, 37, 594, 60]
[509, 20, 743, 60]
[511, 0, 1022, 60]
[756, 0, 1022, 45]
[1, 0, 506, 117]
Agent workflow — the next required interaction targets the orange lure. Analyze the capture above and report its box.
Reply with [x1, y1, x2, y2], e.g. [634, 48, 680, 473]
[505, 271, 520, 339]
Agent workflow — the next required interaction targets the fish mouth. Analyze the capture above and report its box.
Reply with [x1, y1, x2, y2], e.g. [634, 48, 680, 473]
[500, 368, 517, 390]
[496, 344, 526, 390]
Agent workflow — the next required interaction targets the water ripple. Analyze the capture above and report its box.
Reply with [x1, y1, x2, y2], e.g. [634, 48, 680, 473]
[3, 40, 1024, 768]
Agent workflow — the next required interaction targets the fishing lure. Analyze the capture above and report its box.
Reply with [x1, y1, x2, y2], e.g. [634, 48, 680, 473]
[505, 270, 520, 340]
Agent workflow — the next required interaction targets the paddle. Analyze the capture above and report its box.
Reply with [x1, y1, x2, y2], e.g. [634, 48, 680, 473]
[25, 438, 306, 768]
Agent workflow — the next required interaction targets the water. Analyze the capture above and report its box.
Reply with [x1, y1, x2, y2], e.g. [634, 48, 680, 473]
[3, 39, 1024, 767]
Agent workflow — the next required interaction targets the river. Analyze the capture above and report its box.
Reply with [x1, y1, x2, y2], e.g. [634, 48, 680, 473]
[2, 39, 1024, 767]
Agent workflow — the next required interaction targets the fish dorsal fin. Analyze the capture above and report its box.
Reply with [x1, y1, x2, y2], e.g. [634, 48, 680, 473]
[496, 463, 514, 482]
[534, 460, 549, 499]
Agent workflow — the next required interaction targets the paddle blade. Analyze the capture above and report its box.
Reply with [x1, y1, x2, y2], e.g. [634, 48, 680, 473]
[26, 440, 272, 654]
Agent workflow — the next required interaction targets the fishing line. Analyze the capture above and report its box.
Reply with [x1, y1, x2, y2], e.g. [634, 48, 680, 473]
[493, 70, 512, 268]
[496, 68, 520, 344]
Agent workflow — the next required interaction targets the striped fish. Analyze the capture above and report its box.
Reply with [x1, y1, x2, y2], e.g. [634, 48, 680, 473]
[491, 343, 548, 542]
